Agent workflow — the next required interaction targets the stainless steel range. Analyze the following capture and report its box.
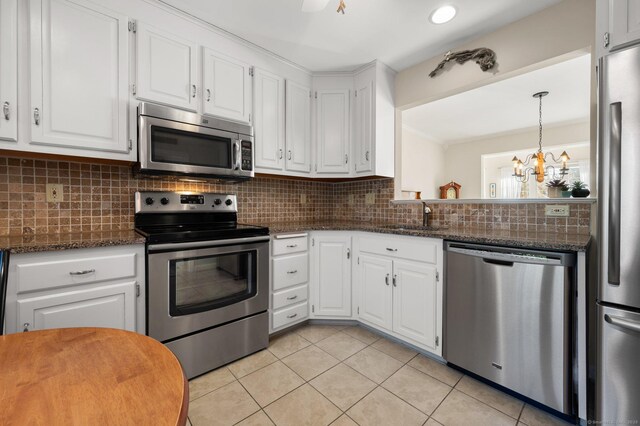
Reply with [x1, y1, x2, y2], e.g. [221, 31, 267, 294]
[134, 191, 269, 379]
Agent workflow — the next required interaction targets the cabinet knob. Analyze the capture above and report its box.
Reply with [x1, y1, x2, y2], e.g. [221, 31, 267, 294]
[3, 101, 9, 120]
[23, 323, 30, 332]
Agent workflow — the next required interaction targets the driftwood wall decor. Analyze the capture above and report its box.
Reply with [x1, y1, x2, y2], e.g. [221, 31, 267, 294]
[429, 48, 497, 78]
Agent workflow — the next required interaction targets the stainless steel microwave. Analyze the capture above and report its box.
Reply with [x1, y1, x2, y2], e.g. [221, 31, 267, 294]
[136, 102, 254, 180]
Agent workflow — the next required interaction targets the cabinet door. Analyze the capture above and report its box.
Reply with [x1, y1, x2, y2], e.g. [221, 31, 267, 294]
[312, 235, 351, 317]
[610, 1, 640, 50]
[253, 68, 285, 171]
[392, 260, 438, 350]
[316, 89, 350, 174]
[30, 0, 129, 153]
[358, 253, 393, 330]
[202, 48, 252, 123]
[17, 281, 137, 332]
[136, 22, 197, 111]
[353, 81, 373, 173]
[0, 0, 17, 142]
[285, 80, 311, 173]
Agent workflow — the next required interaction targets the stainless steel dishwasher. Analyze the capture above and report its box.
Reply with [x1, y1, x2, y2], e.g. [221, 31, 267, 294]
[444, 242, 576, 415]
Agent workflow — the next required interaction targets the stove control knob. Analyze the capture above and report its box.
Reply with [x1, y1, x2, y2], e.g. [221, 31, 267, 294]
[160, 197, 170, 205]
[225, 199, 233, 206]
[145, 197, 154, 205]
[214, 199, 222, 205]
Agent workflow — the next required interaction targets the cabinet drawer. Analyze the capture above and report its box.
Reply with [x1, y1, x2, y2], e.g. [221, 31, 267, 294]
[272, 235, 308, 256]
[15, 252, 137, 294]
[273, 284, 308, 310]
[273, 253, 309, 291]
[359, 235, 438, 264]
[272, 302, 308, 330]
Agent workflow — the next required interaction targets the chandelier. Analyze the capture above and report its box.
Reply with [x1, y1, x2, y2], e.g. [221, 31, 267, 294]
[512, 91, 570, 183]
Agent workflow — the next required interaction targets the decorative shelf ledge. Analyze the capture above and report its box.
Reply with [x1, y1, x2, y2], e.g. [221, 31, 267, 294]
[392, 198, 597, 205]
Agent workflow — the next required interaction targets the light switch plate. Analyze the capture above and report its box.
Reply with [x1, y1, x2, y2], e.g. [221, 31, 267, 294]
[46, 184, 64, 203]
[545, 204, 570, 217]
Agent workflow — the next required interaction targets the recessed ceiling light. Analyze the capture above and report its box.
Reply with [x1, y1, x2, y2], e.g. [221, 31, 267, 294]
[429, 5, 457, 24]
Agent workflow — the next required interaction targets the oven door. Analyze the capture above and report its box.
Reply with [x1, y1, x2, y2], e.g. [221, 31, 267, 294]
[147, 236, 269, 342]
[139, 114, 253, 179]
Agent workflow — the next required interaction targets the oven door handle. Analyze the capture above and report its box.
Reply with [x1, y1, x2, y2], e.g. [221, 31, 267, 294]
[148, 236, 270, 252]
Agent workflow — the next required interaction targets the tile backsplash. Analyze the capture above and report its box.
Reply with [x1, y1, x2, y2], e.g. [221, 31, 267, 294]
[0, 156, 592, 236]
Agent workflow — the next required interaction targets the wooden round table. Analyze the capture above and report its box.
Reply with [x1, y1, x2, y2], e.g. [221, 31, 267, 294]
[0, 327, 188, 425]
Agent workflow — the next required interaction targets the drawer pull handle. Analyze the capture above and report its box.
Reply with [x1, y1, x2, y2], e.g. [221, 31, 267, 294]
[287, 313, 298, 319]
[385, 273, 390, 286]
[69, 269, 96, 276]
[23, 323, 30, 332]
[386, 248, 398, 252]
[287, 270, 298, 274]
[286, 295, 298, 300]
[286, 244, 298, 248]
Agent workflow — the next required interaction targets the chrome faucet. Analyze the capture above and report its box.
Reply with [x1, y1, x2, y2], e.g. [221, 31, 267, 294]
[422, 203, 432, 227]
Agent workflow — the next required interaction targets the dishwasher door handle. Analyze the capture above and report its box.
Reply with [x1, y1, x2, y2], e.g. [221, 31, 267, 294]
[482, 258, 514, 267]
[447, 246, 569, 266]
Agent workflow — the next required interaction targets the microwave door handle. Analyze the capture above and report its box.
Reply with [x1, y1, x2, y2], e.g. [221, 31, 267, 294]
[234, 139, 241, 170]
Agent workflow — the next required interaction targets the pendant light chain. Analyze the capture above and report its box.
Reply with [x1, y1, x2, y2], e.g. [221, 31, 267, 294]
[538, 94, 543, 153]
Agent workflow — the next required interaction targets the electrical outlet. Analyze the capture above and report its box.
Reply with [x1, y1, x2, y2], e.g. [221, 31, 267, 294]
[545, 204, 570, 217]
[300, 193, 307, 204]
[365, 192, 376, 205]
[46, 184, 64, 203]
[348, 194, 355, 205]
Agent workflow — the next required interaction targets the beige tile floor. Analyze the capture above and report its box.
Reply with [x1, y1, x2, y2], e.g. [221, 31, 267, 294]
[187, 324, 574, 426]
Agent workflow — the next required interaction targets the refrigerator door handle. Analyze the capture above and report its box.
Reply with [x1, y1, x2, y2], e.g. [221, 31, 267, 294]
[608, 102, 622, 285]
[605, 314, 640, 333]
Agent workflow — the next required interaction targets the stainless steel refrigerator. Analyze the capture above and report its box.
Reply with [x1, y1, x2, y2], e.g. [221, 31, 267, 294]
[597, 43, 640, 424]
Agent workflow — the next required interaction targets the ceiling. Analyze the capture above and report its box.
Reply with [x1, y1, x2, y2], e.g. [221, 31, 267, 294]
[401, 53, 591, 144]
[160, 0, 561, 72]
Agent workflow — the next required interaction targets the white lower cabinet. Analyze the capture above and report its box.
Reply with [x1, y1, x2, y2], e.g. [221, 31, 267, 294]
[310, 233, 351, 318]
[270, 234, 309, 332]
[4, 245, 145, 334]
[355, 234, 443, 355]
[358, 253, 392, 329]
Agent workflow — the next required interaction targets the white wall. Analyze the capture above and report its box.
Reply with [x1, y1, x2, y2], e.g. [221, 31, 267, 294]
[443, 121, 589, 198]
[393, 0, 596, 198]
[400, 126, 445, 199]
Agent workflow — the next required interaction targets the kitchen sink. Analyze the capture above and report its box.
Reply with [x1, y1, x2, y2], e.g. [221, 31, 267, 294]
[381, 224, 448, 232]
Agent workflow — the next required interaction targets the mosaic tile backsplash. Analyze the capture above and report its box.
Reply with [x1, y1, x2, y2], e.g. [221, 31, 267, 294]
[0, 156, 591, 236]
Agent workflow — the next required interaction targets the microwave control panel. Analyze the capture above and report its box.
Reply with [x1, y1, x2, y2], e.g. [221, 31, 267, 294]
[241, 140, 253, 171]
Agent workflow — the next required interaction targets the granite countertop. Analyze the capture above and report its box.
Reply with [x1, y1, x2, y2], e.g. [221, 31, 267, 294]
[262, 221, 591, 252]
[0, 230, 146, 254]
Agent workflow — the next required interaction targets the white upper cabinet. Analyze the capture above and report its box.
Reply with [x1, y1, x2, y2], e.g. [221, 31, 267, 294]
[311, 234, 352, 318]
[392, 259, 438, 350]
[29, 0, 130, 156]
[136, 22, 197, 111]
[285, 80, 311, 173]
[353, 79, 373, 174]
[0, 0, 17, 142]
[202, 48, 252, 123]
[316, 89, 350, 174]
[254, 68, 285, 171]
[610, 1, 640, 50]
